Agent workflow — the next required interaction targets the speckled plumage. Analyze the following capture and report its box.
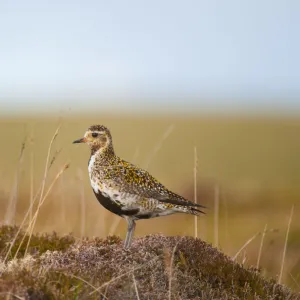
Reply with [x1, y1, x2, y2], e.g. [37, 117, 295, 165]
[73, 124, 205, 248]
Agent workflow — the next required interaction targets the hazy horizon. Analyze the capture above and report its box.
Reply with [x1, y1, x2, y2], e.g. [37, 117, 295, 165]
[1, 0, 299, 115]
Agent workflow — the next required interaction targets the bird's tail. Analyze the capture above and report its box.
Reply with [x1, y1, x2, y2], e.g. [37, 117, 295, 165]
[175, 205, 205, 216]
[189, 206, 205, 216]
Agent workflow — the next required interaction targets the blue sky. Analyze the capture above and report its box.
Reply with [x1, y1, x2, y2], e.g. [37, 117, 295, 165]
[0, 0, 299, 114]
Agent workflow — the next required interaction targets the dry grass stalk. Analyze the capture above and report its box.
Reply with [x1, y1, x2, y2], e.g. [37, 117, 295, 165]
[102, 284, 110, 300]
[132, 273, 141, 300]
[199, 206, 207, 241]
[222, 194, 229, 252]
[59, 173, 66, 230]
[77, 168, 86, 238]
[168, 243, 179, 300]
[4, 139, 26, 225]
[233, 227, 280, 263]
[131, 145, 140, 164]
[89, 257, 159, 296]
[233, 232, 260, 261]
[193, 147, 198, 238]
[23, 163, 69, 257]
[8, 137, 59, 241]
[4, 177, 48, 262]
[7, 163, 69, 260]
[163, 248, 171, 273]
[144, 124, 175, 170]
[214, 185, 219, 248]
[48, 148, 62, 170]
[59, 272, 108, 299]
[289, 272, 300, 289]
[24, 125, 61, 254]
[108, 217, 121, 236]
[4, 192, 40, 262]
[29, 134, 34, 225]
[2, 292, 24, 300]
[256, 224, 268, 269]
[40, 125, 61, 201]
[242, 252, 247, 265]
[278, 205, 294, 284]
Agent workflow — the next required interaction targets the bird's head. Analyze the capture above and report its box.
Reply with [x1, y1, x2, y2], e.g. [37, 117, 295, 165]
[73, 125, 113, 154]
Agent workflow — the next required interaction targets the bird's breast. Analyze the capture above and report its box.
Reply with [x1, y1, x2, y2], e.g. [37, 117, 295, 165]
[88, 154, 96, 176]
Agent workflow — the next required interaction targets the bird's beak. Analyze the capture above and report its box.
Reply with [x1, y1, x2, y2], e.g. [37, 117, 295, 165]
[73, 137, 86, 144]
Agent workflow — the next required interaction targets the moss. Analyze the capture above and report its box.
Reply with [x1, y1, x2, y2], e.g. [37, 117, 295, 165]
[0, 226, 299, 299]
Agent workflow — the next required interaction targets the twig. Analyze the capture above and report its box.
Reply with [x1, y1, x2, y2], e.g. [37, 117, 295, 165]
[278, 205, 294, 284]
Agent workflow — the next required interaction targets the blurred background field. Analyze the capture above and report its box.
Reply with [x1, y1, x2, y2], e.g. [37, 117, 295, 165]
[0, 115, 299, 289]
[1, 0, 300, 293]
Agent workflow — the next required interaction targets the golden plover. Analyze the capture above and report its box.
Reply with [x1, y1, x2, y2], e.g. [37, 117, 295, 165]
[73, 125, 205, 248]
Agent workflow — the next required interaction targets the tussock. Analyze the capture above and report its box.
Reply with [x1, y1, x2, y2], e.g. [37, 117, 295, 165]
[0, 226, 298, 299]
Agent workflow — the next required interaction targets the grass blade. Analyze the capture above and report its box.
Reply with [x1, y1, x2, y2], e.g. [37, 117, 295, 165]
[278, 205, 294, 284]
[194, 147, 198, 238]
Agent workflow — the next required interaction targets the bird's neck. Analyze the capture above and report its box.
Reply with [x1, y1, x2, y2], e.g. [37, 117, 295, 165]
[90, 145, 116, 166]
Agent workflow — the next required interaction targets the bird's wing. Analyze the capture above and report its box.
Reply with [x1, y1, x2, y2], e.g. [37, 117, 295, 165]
[104, 161, 205, 210]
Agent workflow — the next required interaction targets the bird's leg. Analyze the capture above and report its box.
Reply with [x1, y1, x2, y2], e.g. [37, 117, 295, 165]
[124, 217, 136, 249]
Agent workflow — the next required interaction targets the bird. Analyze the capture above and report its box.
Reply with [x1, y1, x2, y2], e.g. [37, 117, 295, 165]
[73, 125, 205, 248]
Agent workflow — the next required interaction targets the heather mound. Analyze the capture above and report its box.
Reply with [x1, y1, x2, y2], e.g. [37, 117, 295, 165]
[0, 226, 298, 299]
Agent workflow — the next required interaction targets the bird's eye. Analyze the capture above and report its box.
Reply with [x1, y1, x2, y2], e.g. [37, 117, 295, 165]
[92, 132, 98, 138]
